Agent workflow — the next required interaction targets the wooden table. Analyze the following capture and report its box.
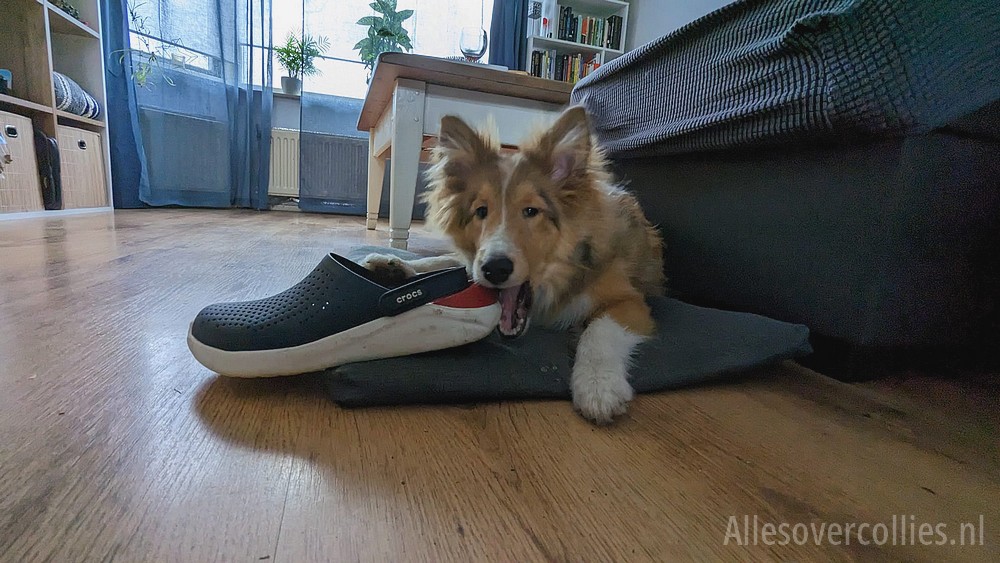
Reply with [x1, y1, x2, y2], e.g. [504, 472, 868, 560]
[357, 53, 573, 249]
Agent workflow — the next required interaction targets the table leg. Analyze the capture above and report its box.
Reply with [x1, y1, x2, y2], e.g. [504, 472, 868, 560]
[366, 132, 385, 230]
[388, 79, 425, 250]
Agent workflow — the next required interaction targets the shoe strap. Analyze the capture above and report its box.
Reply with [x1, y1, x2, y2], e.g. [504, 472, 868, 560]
[377, 267, 473, 317]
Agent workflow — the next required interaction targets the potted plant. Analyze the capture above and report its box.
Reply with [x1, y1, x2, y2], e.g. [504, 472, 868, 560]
[275, 32, 329, 96]
[354, 0, 414, 81]
[116, 1, 177, 88]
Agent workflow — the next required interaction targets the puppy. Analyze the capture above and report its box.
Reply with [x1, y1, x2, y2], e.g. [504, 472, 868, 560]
[363, 106, 664, 424]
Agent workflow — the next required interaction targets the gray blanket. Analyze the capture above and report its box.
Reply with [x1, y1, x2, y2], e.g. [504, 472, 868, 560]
[319, 248, 812, 407]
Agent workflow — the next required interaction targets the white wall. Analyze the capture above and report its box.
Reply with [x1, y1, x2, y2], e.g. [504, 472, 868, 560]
[625, 0, 733, 50]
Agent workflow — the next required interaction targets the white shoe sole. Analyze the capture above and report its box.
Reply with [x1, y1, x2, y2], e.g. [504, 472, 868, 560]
[187, 302, 501, 378]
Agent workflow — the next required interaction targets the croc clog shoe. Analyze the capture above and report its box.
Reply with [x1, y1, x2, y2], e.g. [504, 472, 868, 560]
[187, 253, 500, 377]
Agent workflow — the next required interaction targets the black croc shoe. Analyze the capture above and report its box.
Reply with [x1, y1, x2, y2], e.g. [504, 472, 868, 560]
[187, 253, 500, 377]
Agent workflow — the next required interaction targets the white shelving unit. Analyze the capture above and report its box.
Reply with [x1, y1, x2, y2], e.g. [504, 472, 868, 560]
[0, 0, 113, 220]
[525, 0, 629, 83]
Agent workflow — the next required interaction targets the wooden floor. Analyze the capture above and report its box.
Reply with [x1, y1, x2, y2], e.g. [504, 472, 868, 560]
[0, 209, 997, 562]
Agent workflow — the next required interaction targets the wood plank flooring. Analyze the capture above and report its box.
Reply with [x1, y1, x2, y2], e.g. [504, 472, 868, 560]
[0, 209, 996, 562]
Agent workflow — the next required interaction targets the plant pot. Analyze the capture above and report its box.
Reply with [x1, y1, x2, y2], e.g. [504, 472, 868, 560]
[281, 76, 302, 96]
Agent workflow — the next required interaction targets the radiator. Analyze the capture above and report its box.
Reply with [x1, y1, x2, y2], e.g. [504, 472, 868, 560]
[268, 129, 369, 202]
[297, 131, 369, 204]
[268, 128, 300, 197]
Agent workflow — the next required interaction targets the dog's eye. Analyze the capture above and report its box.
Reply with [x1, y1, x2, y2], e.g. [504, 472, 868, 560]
[474, 206, 488, 219]
[522, 207, 540, 218]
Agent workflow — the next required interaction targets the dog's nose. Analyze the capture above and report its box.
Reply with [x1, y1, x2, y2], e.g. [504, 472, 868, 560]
[481, 257, 514, 285]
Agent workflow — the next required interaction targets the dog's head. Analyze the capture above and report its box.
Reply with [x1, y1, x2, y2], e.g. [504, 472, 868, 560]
[423, 106, 606, 337]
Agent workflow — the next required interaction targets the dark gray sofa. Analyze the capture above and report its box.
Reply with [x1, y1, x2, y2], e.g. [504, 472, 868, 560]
[572, 0, 1000, 365]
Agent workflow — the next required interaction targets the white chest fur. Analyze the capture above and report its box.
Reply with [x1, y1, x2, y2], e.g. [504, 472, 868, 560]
[535, 293, 593, 330]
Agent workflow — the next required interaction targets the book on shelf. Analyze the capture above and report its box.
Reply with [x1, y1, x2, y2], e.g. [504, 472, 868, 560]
[606, 14, 623, 50]
[529, 49, 601, 84]
[551, 5, 624, 51]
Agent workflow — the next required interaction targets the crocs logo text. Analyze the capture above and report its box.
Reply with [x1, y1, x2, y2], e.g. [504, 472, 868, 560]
[396, 289, 424, 303]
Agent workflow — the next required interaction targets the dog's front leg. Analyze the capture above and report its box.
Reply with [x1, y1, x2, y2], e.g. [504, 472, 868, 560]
[404, 255, 467, 273]
[571, 297, 654, 425]
[360, 253, 466, 285]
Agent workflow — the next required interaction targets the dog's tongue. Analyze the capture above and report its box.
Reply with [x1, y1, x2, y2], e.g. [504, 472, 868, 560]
[498, 286, 521, 334]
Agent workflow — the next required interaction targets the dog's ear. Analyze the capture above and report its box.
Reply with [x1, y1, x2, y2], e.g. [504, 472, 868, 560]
[437, 115, 495, 159]
[439, 115, 479, 152]
[535, 106, 592, 184]
[434, 115, 495, 180]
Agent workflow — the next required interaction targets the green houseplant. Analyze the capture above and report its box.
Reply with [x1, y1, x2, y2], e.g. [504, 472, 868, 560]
[353, 0, 414, 81]
[117, 1, 177, 88]
[275, 32, 330, 95]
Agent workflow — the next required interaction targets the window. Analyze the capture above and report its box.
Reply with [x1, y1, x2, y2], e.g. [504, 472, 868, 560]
[274, 0, 494, 99]
[125, 0, 494, 98]
[127, 0, 229, 83]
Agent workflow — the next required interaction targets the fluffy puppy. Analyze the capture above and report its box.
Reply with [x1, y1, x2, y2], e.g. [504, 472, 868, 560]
[363, 106, 665, 424]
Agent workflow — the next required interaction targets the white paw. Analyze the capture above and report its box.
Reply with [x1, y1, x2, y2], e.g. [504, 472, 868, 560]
[571, 362, 634, 425]
[360, 253, 416, 284]
[570, 315, 644, 425]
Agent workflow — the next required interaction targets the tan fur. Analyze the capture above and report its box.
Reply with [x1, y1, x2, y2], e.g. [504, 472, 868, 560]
[423, 107, 664, 335]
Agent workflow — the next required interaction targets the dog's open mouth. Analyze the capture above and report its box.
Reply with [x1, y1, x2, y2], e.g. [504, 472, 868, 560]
[497, 282, 532, 338]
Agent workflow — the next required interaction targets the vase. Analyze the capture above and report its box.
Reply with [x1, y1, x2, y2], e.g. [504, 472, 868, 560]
[281, 76, 302, 96]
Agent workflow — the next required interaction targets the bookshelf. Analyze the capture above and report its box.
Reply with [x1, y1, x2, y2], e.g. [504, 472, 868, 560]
[0, 0, 112, 218]
[525, 0, 629, 84]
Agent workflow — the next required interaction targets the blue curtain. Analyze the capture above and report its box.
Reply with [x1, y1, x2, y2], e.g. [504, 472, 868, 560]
[101, 0, 273, 209]
[102, 0, 148, 208]
[489, 0, 528, 71]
